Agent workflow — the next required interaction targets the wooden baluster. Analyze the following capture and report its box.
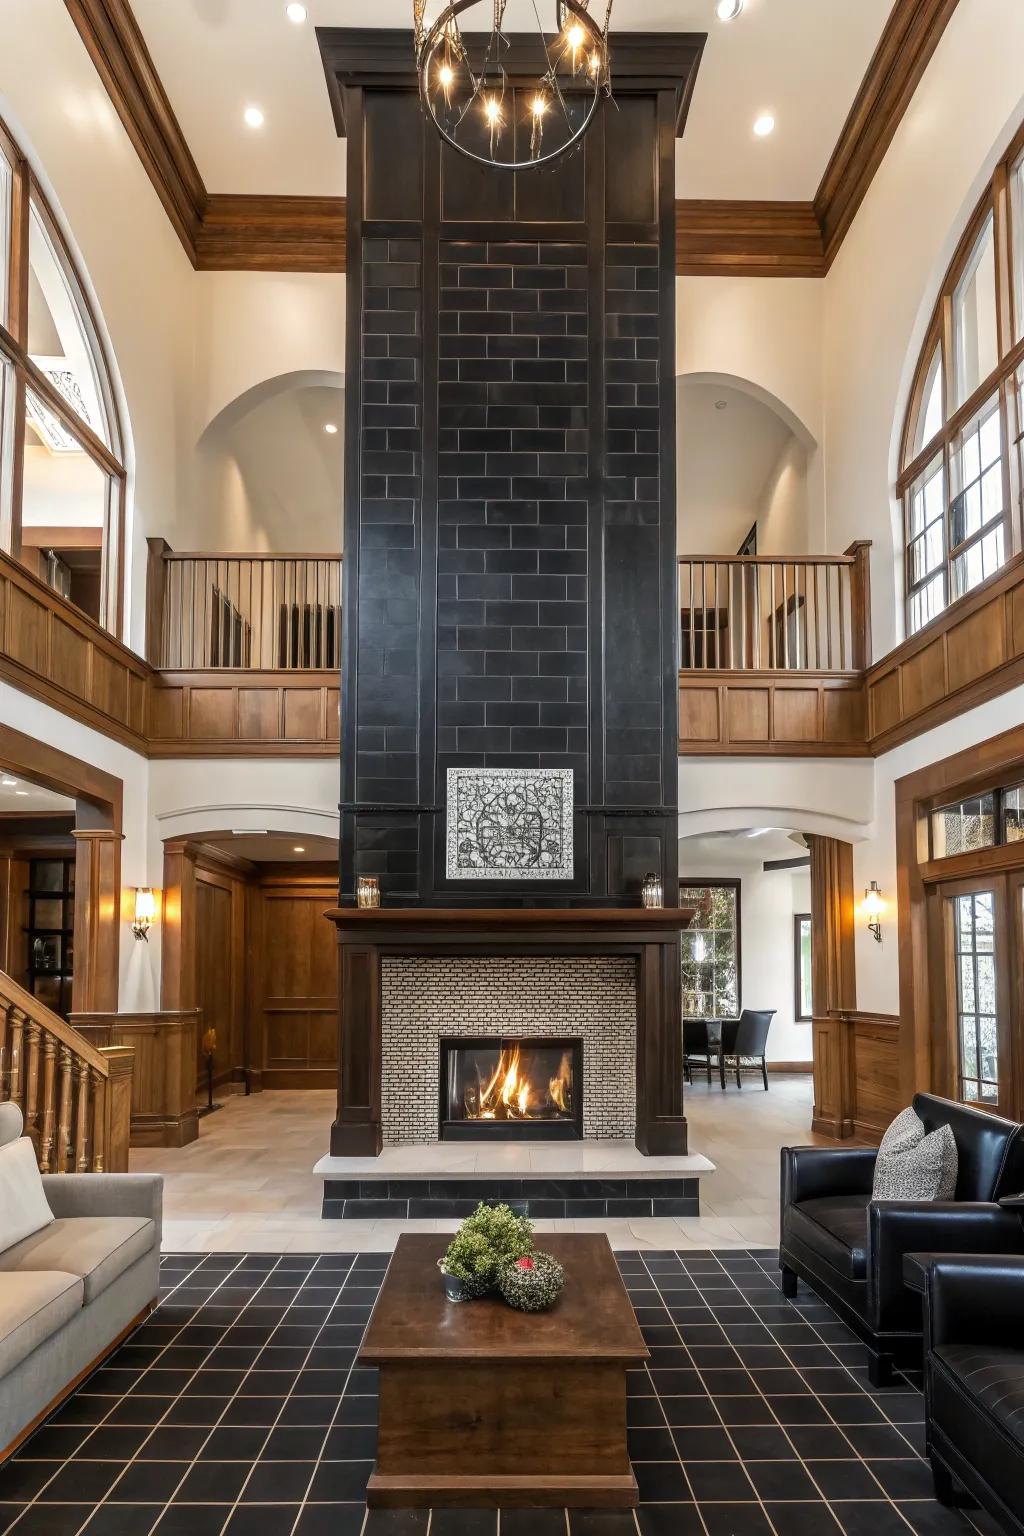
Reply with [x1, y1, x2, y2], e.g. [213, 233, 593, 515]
[91, 1070, 107, 1173]
[688, 562, 695, 670]
[74, 1060, 90, 1173]
[0, 1002, 9, 1101]
[23, 1020, 41, 1150]
[713, 562, 720, 669]
[38, 1034, 58, 1173]
[56, 1046, 73, 1172]
[838, 566, 848, 671]
[8, 1007, 25, 1107]
[825, 566, 834, 669]
[813, 565, 821, 669]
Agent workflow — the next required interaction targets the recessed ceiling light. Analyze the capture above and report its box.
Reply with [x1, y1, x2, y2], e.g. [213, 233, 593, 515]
[293, 845, 306, 853]
[753, 114, 775, 138]
[715, 0, 743, 19]
[285, 2, 307, 20]
[324, 422, 339, 435]
[244, 105, 265, 129]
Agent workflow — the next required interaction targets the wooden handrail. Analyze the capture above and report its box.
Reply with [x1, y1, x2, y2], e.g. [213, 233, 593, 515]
[677, 544, 871, 673]
[0, 969, 133, 1172]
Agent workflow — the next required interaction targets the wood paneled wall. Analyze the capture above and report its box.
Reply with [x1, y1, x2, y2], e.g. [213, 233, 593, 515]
[811, 1011, 902, 1142]
[253, 871, 339, 1089]
[70, 1009, 202, 1147]
[161, 841, 338, 1091]
[866, 557, 1024, 752]
[679, 675, 868, 755]
[148, 672, 340, 756]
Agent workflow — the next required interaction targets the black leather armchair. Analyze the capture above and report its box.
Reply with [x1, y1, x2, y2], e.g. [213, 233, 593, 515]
[923, 1254, 1024, 1534]
[780, 1093, 1024, 1385]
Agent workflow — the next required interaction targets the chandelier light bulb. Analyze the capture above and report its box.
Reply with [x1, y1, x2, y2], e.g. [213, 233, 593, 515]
[531, 94, 547, 117]
[484, 95, 501, 122]
[439, 63, 454, 87]
[589, 49, 601, 75]
[567, 22, 584, 48]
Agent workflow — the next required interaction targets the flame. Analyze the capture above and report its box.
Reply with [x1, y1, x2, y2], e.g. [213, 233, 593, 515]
[465, 1043, 573, 1120]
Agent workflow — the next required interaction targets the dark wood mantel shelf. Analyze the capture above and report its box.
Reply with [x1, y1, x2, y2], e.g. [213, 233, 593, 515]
[326, 907, 693, 931]
[328, 906, 691, 1160]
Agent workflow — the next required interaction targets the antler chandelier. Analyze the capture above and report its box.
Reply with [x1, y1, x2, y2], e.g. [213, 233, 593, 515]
[414, 0, 613, 171]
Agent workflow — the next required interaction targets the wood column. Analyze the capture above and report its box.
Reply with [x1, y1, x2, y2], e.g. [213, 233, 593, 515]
[160, 839, 198, 1011]
[807, 835, 857, 1138]
[71, 828, 123, 1014]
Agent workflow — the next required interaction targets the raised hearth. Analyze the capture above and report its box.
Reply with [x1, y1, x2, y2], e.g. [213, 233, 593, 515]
[327, 907, 693, 1159]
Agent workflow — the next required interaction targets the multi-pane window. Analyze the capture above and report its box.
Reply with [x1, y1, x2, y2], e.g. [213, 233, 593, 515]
[900, 127, 1024, 638]
[680, 882, 740, 1020]
[951, 890, 999, 1104]
[930, 783, 1024, 857]
[0, 115, 125, 633]
[794, 914, 812, 1022]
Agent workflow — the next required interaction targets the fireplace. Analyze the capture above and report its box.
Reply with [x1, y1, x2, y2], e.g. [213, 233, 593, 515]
[440, 1037, 583, 1142]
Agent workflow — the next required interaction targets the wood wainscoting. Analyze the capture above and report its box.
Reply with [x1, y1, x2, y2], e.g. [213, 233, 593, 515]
[148, 671, 340, 756]
[679, 674, 869, 755]
[812, 1011, 902, 1141]
[70, 1009, 202, 1147]
[866, 556, 1024, 752]
[253, 870, 339, 1089]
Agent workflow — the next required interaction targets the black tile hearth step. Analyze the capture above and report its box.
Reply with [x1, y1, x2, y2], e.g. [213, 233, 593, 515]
[320, 1176, 700, 1220]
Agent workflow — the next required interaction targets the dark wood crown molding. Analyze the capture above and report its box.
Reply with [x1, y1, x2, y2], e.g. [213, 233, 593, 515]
[814, 0, 961, 267]
[675, 201, 825, 278]
[64, 0, 961, 276]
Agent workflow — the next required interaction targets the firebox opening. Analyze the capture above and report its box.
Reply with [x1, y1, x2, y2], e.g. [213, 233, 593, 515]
[439, 1037, 583, 1141]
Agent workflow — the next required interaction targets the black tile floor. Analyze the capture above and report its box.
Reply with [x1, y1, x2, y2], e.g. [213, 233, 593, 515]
[0, 1248, 999, 1536]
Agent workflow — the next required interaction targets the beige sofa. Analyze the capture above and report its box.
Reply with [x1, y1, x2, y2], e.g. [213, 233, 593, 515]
[0, 1103, 162, 1458]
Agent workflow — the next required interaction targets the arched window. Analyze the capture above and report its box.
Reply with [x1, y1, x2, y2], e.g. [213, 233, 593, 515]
[899, 124, 1024, 638]
[0, 115, 126, 634]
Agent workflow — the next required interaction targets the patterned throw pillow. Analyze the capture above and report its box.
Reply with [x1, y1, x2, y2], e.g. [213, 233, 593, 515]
[871, 1105, 958, 1202]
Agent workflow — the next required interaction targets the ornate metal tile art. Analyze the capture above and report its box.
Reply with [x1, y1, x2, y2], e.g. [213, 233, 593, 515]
[445, 767, 574, 881]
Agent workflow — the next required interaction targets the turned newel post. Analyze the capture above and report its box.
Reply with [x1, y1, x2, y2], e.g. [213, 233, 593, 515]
[72, 827, 124, 1015]
[844, 540, 872, 672]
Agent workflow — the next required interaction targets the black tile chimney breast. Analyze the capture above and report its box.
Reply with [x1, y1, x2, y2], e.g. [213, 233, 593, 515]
[321, 29, 705, 907]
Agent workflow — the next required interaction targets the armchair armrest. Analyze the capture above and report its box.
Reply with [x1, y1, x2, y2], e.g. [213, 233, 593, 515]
[869, 1201, 1023, 1330]
[998, 1192, 1024, 1210]
[925, 1254, 1024, 1349]
[781, 1144, 877, 1207]
[41, 1173, 163, 1246]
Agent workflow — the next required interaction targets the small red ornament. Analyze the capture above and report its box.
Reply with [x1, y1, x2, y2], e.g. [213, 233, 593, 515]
[515, 1256, 536, 1270]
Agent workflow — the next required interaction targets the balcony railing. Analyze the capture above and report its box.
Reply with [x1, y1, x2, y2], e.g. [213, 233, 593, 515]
[149, 544, 342, 670]
[678, 544, 871, 672]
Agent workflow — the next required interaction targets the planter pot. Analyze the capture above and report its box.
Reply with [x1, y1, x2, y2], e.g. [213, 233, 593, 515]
[440, 1270, 490, 1303]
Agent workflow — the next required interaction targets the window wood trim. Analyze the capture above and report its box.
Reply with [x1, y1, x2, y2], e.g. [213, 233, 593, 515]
[679, 877, 742, 1020]
[0, 112, 127, 638]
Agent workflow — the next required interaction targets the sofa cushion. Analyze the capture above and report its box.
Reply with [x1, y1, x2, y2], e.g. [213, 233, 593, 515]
[872, 1105, 958, 1202]
[0, 1217, 156, 1305]
[787, 1194, 869, 1280]
[0, 1136, 55, 1251]
[0, 1270, 84, 1377]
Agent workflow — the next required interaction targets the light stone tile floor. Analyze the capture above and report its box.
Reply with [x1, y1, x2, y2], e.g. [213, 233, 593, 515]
[132, 1073, 829, 1252]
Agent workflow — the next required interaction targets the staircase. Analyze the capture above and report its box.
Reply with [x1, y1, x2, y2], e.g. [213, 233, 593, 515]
[0, 972, 134, 1172]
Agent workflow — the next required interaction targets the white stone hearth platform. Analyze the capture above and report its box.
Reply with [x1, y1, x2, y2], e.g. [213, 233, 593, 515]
[313, 1141, 714, 1180]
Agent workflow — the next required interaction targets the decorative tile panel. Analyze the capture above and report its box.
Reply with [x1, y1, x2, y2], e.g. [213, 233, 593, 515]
[380, 956, 636, 1144]
[445, 766, 573, 880]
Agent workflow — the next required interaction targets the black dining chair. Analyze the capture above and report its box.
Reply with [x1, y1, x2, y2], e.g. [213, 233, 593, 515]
[718, 1009, 776, 1090]
[683, 1019, 714, 1085]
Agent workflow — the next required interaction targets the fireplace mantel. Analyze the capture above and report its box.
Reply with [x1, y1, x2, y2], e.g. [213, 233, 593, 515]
[328, 906, 691, 1159]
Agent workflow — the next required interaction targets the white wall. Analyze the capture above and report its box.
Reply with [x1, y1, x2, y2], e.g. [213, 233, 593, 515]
[757, 435, 810, 556]
[679, 836, 814, 1064]
[822, 0, 1024, 659]
[679, 755, 875, 843]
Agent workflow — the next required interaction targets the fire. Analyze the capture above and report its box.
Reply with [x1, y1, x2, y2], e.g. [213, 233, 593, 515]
[466, 1043, 573, 1121]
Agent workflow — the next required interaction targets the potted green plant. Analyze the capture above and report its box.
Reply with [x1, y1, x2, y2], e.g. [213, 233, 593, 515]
[438, 1202, 534, 1301]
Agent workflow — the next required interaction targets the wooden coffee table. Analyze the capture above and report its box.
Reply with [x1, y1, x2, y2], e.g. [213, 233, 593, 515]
[359, 1232, 649, 1507]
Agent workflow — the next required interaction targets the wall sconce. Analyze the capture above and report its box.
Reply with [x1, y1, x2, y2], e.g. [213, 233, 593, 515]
[132, 887, 157, 942]
[863, 880, 884, 944]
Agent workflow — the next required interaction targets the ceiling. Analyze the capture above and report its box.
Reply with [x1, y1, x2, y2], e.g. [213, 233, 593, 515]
[199, 831, 338, 862]
[679, 827, 808, 868]
[128, 0, 894, 201]
[0, 775, 76, 813]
